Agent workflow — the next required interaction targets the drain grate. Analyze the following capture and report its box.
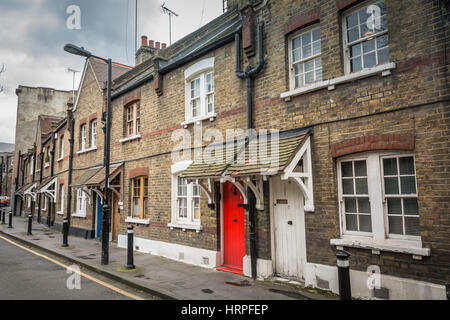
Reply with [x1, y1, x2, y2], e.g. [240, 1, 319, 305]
[75, 256, 96, 260]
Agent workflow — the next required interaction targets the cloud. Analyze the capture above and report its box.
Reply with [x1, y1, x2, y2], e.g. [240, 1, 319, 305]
[0, 0, 223, 144]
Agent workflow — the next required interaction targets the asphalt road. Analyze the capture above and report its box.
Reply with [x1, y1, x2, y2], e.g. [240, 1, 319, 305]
[0, 235, 158, 300]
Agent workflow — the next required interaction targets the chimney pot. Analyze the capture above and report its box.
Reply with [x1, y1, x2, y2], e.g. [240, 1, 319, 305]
[155, 42, 161, 49]
[149, 40, 154, 48]
[141, 36, 148, 46]
[162, 43, 167, 49]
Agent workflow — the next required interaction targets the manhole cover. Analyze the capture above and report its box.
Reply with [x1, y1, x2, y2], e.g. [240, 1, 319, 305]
[201, 289, 214, 294]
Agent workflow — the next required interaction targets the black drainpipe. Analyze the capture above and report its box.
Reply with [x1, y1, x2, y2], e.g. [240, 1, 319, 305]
[37, 148, 43, 223]
[235, 21, 265, 280]
[49, 133, 56, 226]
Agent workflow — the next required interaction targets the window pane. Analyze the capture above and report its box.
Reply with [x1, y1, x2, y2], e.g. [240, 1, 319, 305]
[315, 68, 322, 81]
[351, 57, 362, 72]
[305, 71, 314, 84]
[346, 12, 358, 29]
[360, 22, 371, 39]
[377, 47, 389, 64]
[345, 198, 357, 213]
[351, 43, 361, 58]
[362, 39, 375, 53]
[312, 40, 321, 55]
[358, 197, 371, 213]
[304, 60, 314, 72]
[383, 158, 398, 175]
[405, 217, 420, 236]
[302, 44, 312, 59]
[399, 157, 415, 175]
[404, 198, 419, 215]
[341, 162, 353, 177]
[389, 216, 403, 235]
[293, 48, 301, 63]
[312, 28, 320, 41]
[347, 27, 359, 43]
[346, 214, 358, 231]
[342, 179, 354, 195]
[354, 160, 367, 176]
[301, 32, 311, 45]
[363, 52, 376, 68]
[376, 34, 389, 48]
[355, 178, 368, 194]
[387, 198, 402, 214]
[359, 215, 372, 232]
[400, 176, 416, 194]
[133, 198, 140, 216]
[292, 36, 301, 50]
[384, 177, 399, 194]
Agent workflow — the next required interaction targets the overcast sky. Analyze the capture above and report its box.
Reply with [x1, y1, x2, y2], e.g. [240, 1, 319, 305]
[0, 0, 223, 144]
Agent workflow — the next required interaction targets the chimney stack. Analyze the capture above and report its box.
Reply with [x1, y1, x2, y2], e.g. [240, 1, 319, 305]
[136, 36, 167, 65]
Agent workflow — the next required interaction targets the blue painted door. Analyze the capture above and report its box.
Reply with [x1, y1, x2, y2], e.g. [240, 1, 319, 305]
[96, 195, 102, 238]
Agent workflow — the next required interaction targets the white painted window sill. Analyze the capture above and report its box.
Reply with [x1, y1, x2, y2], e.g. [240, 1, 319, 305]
[330, 237, 430, 258]
[71, 213, 87, 218]
[281, 62, 396, 101]
[125, 217, 150, 225]
[44, 164, 50, 168]
[168, 222, 203, 233]
[119, 135, 141, 144]
[56, 157, 64, 162]
[56, 211, 64, 215]
[181, 113, 217, 128]
[76, 147, 97, 155]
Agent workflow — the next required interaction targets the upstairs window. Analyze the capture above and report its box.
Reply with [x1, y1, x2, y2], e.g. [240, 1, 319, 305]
[343, 0, 389, 73]
[125, 102, 141, 137]
[90, 120, 97, 148]
[59, 184, 64, 213]
[184, 57, 215, 124]
[131, 176, 148, 219]
[59, 136, 64, 159]
[80, 124, 87, 151]
[289, 25, 322, 89]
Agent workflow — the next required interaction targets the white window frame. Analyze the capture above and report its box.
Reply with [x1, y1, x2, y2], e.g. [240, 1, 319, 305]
[126, 102, 141, 138]
[169, 161, 203, 231]
[75, 189, 86, 216]
[380, 155, 420, 241]
[288, 24, 322, 90]
[58, 184, 64, 214]
[342, 0, 389, 74]
[91, 120, 97, 148]
[337, 151, 421, 246]
[30, 155, 34, 175]
[183, 57, 216, 125]
[59, 136, 64, 160]
[80, 124, 87, 151]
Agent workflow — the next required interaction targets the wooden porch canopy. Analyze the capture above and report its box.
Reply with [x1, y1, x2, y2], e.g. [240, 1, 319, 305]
[15, 183, 32, 198]
[36, 176, 58, 202]
[181, 128, 314, 212]
[70, 163, 123, 206]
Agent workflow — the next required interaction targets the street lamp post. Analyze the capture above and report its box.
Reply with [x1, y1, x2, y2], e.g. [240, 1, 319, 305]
[63, 44, 112, 265]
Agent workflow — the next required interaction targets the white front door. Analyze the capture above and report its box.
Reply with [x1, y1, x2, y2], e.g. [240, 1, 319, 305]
[272, 176, 306, 280]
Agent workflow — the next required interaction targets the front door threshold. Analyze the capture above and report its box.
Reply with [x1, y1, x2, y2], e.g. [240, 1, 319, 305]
[217, 265, 243, 275]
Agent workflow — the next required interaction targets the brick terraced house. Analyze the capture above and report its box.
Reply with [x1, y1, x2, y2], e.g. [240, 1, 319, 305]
[12, 0, 449, 300]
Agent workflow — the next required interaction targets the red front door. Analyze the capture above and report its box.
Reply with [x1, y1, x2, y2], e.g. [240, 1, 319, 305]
[222, 181, 245, 273]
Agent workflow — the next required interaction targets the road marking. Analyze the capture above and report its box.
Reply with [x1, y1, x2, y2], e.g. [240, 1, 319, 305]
[0, 235, 144, 300]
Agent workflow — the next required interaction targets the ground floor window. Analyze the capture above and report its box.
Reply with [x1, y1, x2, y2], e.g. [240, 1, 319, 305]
[76, 189, 86, 216]
[59, 184, 64, 213]
[173, 176, 201, 224]
[338, 152, 420, 241]
[131, 176, 148, 219]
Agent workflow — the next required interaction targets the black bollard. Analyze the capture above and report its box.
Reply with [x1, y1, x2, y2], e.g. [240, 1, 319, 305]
[126, 225, 135, 270]
[8, 210, 12, 228]
[62, 218, 69, 247]
[336, 250, 352, 300]
[27, 214, 33, 235]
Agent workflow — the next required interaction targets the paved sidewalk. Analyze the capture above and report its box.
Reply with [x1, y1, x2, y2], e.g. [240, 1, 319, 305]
[0, 216, 332, 300]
